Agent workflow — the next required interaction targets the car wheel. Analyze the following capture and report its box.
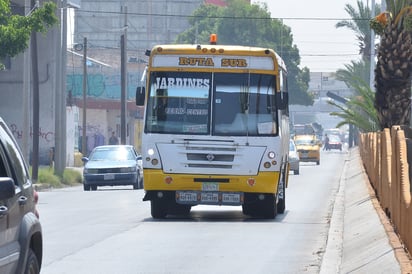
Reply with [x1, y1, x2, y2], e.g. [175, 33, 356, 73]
[83, 184, 90, 191]
[91, 185, 97, 191]
[294, 169, 299, 175]
[316, 160, 320, 165]
[25, 248, 40, 274]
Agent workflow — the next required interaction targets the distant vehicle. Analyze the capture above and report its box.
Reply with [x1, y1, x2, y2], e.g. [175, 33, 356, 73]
[293, 124, 315, 136]
[289, 139, 300, 175]
[294, 135, 321, 165]
[82, 145, 143, 191]
[328, 135, 343, 151]
[324, 128, 345, 143]
[0, 117, 43, 274]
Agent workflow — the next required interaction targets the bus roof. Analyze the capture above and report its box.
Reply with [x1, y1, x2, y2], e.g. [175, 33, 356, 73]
[148, 44, 287, 73]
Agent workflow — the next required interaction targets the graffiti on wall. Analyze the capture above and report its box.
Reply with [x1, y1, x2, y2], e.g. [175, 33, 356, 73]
[9, 124, 54, 143]
[67, 73, 141, 99]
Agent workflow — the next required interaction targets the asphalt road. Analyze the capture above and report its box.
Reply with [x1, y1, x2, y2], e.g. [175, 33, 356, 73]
[36, 147, 409, 274]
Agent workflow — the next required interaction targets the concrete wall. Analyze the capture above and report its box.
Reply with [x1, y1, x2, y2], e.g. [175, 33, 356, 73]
[0, 17, 60, 164]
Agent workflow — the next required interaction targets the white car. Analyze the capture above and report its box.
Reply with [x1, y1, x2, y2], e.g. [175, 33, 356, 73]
[289, 139, 300, 175]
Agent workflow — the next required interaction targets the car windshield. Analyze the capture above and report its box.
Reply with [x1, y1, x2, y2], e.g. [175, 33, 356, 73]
[329, 135, 341, 142]
[89, 147, 135, 161]
[295, 139, 314, 146]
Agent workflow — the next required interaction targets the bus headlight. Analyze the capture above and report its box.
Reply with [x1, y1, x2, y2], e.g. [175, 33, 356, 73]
[148, 148, 155, 156]
[268, 151, 276, 159]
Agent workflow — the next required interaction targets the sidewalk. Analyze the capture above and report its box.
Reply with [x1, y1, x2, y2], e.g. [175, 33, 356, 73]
[321, 148, 412, 273]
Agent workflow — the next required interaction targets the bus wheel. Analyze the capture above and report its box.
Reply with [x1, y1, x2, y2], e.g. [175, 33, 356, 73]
[242, 204, 255, 216]
[151, 198, 168, 219]
[170, 203, 191, 215]
[262, 195, 277, 219]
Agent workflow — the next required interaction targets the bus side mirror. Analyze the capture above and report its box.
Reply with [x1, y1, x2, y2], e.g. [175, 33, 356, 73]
[136, 86, 145, 106]
[276, 92, 288, 110]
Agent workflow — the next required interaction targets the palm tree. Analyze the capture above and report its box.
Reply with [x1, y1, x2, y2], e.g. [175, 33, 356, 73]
[370, 0, 412, 129]
[335, 59, 371, 90]
[336, 1, 381, 62]
[329, 77, 379, 132]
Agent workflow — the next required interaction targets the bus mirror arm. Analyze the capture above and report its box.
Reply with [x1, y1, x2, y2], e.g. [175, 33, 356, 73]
[136, 86, 146, 106]
[276, 92, 288, 110]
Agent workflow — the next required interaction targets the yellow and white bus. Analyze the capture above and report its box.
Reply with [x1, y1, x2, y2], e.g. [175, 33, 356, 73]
[136, 35, 290, 219]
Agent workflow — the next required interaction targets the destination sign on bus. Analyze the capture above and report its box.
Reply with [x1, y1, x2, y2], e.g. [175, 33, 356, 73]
[178, 57, 248, 68]
[154, 77, 210, 90]
[152, 55, 275, 70]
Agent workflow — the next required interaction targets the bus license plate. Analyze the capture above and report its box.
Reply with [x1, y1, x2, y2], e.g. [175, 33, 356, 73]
[201, 192, 219, 203]
[222, 193, 242, 204]
[177, 192, 198, 202]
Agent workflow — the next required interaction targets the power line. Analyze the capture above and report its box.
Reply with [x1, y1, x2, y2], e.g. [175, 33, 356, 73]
[75, 9, 366, 21]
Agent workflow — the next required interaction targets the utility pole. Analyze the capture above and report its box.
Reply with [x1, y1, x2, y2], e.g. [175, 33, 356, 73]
[82, 37, 87, 155]
[30, 0, 40, 182]
[120, 5, 128, 145]
[23, 0, 31, 164]
[54, 0, 68, 176]
[369, 0, 375, 90]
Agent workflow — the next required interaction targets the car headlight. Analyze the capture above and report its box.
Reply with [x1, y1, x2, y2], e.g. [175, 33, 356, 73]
[120, 167, 136, 173]
[84, 168, 98, 174]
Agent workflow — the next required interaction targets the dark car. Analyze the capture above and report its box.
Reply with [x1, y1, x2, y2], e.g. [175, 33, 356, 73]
[0, 118, 42, 274]
[328, 135, 343, 151]
[82, 145, 142, 191]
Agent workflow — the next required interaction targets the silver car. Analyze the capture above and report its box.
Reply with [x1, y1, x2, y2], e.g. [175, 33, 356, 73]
[289, 139, 300, 175]
[82, 145, 143, 190]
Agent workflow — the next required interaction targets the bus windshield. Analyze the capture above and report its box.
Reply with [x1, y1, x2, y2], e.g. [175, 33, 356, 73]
[145, 71, 278, 136]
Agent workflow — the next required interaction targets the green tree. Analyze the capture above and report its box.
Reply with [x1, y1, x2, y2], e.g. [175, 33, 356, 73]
[331, 1, 381, 135]
[335, 0, 381, 63]
[0, 0, 57, 68]
[370, 0, 412, 129]
[335, 60, 370, 89]
[175, 0, 312, 105]
[329, 76, 379, 132]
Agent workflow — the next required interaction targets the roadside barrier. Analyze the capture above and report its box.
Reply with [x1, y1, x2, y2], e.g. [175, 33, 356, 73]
[359, 126, 412, 256]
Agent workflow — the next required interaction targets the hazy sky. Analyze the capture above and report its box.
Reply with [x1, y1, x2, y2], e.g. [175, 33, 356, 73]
[252, 0, 378, 72]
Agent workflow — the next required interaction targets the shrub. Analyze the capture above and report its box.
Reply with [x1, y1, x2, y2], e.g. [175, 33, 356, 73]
[62, 168, 83, 186]
[37, 168, 62, 188]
